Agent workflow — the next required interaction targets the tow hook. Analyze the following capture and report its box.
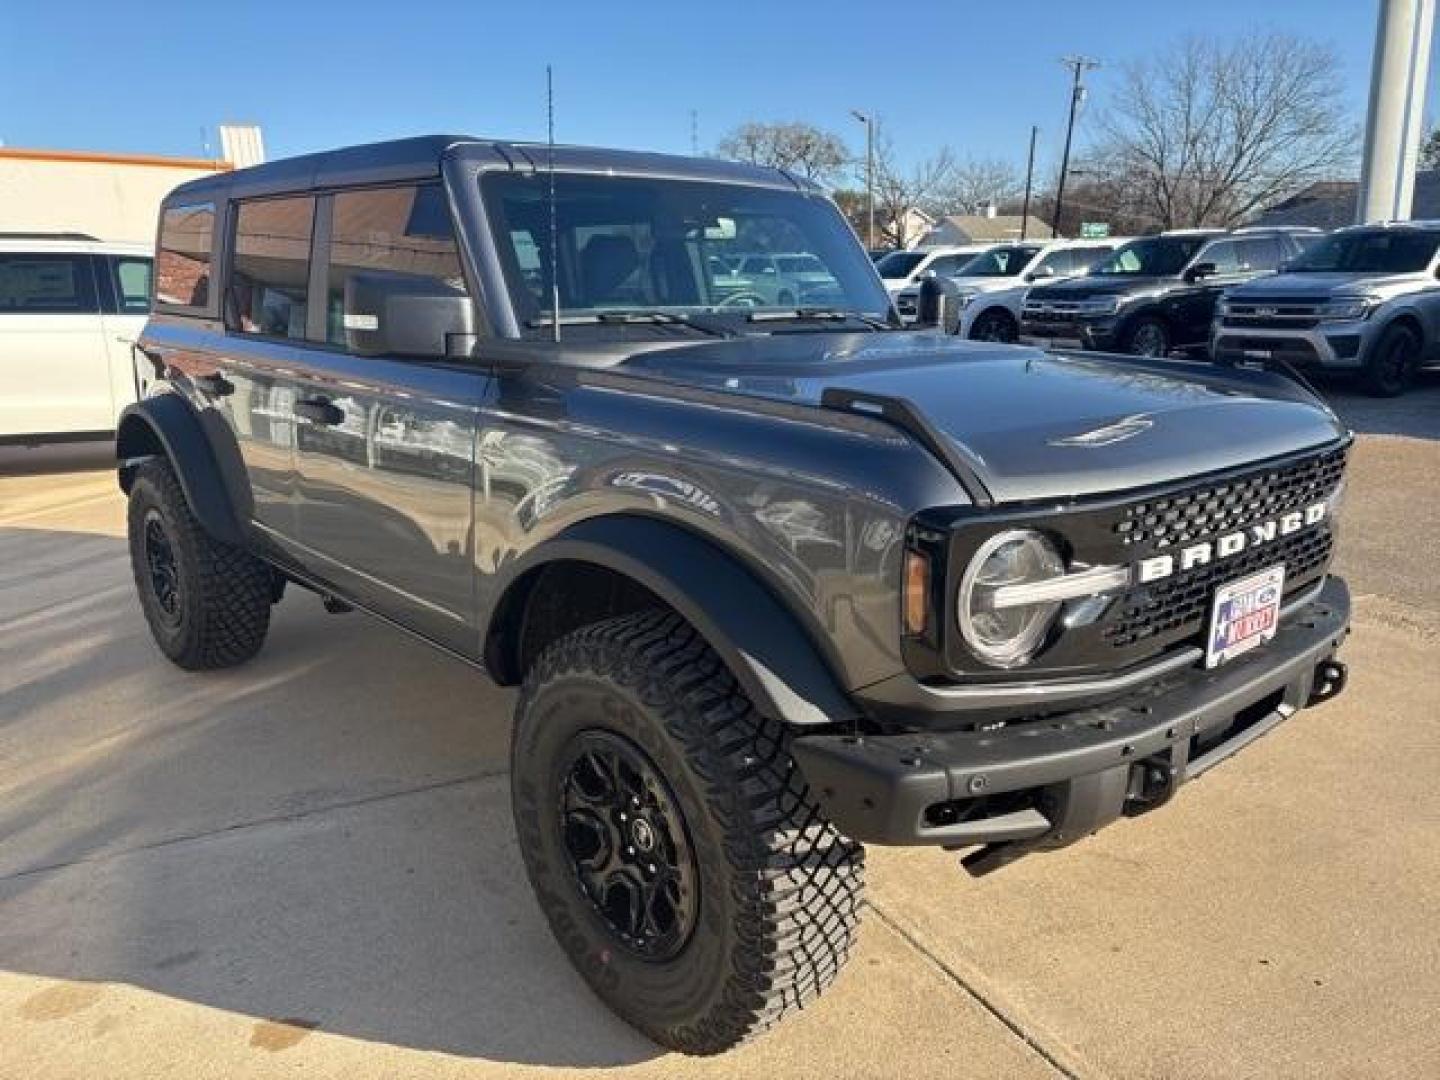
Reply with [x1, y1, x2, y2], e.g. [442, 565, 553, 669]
[1308, 659, 1348, 706]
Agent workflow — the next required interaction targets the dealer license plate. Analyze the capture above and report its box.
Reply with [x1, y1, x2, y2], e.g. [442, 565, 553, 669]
[1206, 564, 1285, 669]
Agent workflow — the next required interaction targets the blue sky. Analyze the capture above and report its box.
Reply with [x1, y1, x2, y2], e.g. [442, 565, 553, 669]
[1, 0, 1432, 183]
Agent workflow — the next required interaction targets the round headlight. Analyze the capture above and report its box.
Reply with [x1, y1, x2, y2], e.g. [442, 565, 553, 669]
[957, 529, 1065, 667]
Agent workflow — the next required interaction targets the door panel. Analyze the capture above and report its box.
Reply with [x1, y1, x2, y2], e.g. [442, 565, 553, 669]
[146, 324, 300, 541]
[0, 253, 110, 436]
[292, 354, 485, 653]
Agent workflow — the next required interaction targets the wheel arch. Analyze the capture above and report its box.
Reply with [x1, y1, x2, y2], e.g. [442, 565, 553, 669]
[115, 395, 249, 546]
[484, 514, 861, 728]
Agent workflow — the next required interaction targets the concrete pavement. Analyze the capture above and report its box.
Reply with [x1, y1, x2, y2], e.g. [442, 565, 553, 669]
[1, 389, 1437, 1077]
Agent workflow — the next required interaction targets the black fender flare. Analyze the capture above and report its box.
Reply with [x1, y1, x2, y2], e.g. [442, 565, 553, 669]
[115, 395, 249, 546]
[490, 515, 860, 728]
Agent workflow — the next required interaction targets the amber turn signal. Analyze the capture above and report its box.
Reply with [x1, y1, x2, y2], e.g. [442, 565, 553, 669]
[903, 549, 931, 636]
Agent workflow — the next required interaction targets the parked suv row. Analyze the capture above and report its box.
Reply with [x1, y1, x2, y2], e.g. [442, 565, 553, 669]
[1019, 227, 1319, 357]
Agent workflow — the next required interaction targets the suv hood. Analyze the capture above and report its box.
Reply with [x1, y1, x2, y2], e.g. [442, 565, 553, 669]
[1229, 270, 1430, 299]
[1025, 276, 1168, 301]
[624, 332, 1343, 503]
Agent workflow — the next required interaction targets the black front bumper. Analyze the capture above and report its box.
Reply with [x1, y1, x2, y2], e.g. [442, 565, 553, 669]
[792, 577, 1350, 870]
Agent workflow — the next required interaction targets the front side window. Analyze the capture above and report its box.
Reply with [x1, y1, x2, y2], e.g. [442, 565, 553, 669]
[325, 184, 466, 345]
[0, 254, 98, 313]
[155, 202, 214, 308]
[1286, 230, 1440, 274]
[107, 256, 152, 314]
[230, 196, 315, 339]
[482, 172, 886, 330]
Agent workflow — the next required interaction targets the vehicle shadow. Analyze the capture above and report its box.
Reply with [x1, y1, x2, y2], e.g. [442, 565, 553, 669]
[1315, 370, 1440, 441]
[0, 527, 660, 1068]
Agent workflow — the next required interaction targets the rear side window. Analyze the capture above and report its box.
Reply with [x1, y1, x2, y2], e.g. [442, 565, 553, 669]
[0, 254, 98, 313]
[230, 196, 315, 339]
[324, 185, 465, 345]
[156, 203, 215, 308]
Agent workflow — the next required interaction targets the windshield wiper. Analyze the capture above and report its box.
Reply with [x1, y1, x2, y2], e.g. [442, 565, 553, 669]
[527, 310, 737, 338]
[745, 308, 892, 330]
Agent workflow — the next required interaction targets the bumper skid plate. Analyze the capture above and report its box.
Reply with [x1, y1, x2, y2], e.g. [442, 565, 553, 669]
[791, 577, 1350, 873]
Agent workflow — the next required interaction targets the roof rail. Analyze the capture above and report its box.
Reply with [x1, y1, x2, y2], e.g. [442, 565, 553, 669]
[0, 231, 101, 241]
[1232, 225, 1322, 234]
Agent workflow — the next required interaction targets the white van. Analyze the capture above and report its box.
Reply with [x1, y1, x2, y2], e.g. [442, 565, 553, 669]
[0, 234, 153, 443]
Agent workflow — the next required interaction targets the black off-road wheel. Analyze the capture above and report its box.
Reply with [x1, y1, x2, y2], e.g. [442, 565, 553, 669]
[968, 307, 1019, 342]
[1123, 316, 1171, 357]
[1362, 322, 1421, 397]
[511, 610, 866, 1055]
[126, 458, 272, 670]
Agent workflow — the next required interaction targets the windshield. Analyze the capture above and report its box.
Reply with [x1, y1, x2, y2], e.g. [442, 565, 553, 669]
[1091, 236, 1211, 277]
[955, 246, 1042, 277]
[1285, 230, 1440, 273]
[874, 251, 926, 279]
[481, 172, 887, 329]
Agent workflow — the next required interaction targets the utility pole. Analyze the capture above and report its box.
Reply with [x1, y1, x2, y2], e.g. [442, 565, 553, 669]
[1052, 55, 1099, 239]
[1357, 0, 1435, 222]
[851, 110, 875, 248]
[1020, 125, 1038, 240]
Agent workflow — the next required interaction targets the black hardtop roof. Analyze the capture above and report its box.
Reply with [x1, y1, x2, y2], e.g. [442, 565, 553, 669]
[162, 134, 812, 206]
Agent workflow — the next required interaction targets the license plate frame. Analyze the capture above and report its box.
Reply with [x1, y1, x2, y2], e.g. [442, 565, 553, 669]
[1206, 563, 1286, 669]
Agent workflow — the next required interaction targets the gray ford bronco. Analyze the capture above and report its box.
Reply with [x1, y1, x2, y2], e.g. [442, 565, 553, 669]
[118, 136, 1352, 1054]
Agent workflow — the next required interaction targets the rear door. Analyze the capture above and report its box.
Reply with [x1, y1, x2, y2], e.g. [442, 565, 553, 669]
[148, 199, 301, 541]
[0, 251, 110, 437]
[288, 183, 484, 653]
[95, 252, 152, 418]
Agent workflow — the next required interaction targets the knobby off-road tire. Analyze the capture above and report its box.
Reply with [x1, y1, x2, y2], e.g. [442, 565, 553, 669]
[511, 610, 866, 1055]
[126, 458, 272, 670]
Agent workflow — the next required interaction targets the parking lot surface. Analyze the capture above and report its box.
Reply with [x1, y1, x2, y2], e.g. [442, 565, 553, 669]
[1, 378, 1437, 1079]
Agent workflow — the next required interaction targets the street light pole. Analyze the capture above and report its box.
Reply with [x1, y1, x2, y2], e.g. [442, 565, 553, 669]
[851, 109, 875, 248]
[1020, 125, 1038, 241]
[1052, 56, 1099, 239]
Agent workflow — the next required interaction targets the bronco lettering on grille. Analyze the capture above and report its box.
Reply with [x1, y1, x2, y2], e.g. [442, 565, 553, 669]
[1136, 501, 1328, 584]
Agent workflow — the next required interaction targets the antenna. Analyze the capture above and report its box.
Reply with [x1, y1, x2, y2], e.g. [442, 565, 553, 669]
[690, 109, 699, 156]
[547, 65, 561, 344]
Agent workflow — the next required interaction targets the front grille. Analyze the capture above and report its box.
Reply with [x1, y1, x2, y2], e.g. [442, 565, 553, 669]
[1103, 527, 1334, 648]
[1222, 315, 1320, 330]
[1101, 446, 1347, 649]
[1114, 446, 1346, 550]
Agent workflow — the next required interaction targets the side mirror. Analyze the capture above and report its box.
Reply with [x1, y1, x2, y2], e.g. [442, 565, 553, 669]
[344, 271, 475, 358]
[916, 275, 962, 332]
[1185, 261, 1217, 283]
[1026, 265, 1056, 282]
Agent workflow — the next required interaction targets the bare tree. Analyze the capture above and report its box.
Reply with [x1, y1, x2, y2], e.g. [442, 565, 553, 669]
[1093, 32, 1354, 229]
[1421, 128, 1440, 172]
[941, 157, 1023, 215]
[715, 121, 850, 185]
[869, 135, 957, 247]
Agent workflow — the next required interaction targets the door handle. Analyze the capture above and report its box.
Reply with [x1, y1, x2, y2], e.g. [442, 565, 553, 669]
[192, 372, 234, 398]
[295, 395, 344, 426]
